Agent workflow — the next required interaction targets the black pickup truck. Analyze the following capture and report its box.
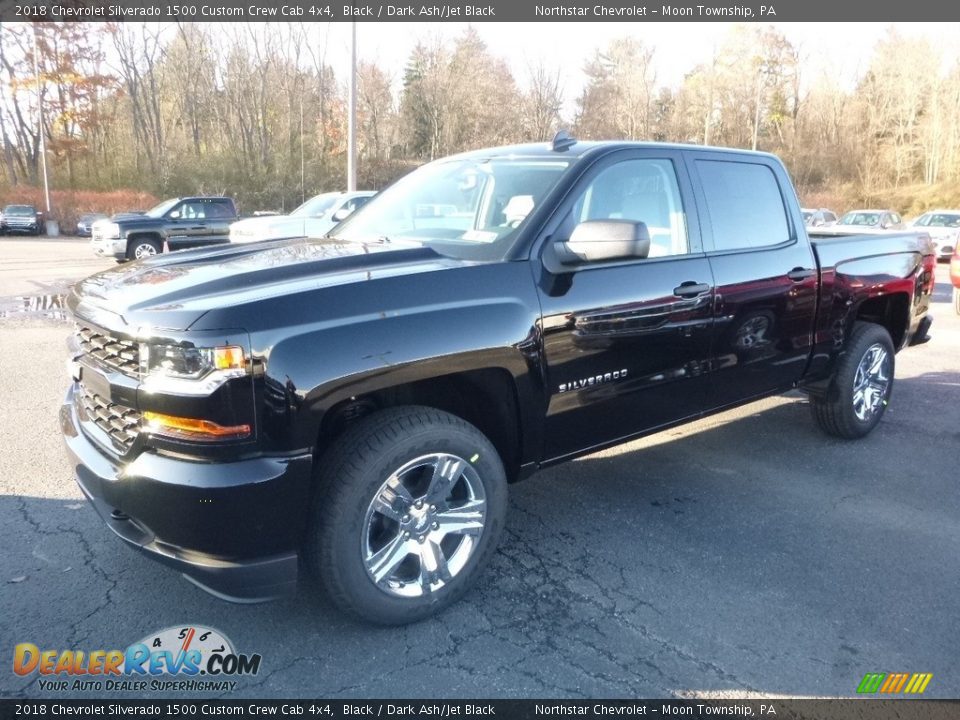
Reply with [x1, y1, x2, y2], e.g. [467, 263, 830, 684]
[90, 196, 237, 261]
[61, 140, 935, 624]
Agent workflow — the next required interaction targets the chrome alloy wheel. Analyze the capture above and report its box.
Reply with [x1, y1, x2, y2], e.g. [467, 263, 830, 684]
[133, 242, 158, 258]
[362, 453, 486, 598]
[852, 343, 891, 422]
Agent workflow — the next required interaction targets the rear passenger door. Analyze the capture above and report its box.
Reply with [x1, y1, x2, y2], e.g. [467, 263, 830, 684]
[202, 199, 236, 239]
[685, 151, 818, 409]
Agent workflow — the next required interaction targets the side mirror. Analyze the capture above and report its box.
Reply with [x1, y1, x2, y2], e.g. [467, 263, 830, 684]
[552, 220, 651, 267]
[332, 208, 352, 222]
[169, 210, 181, 220]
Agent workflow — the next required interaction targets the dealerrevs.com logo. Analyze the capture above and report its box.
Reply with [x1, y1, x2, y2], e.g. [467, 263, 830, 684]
[13, 625, 261, 693]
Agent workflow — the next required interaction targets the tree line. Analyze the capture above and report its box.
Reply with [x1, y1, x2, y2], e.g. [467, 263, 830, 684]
[2, 21, 960, 217]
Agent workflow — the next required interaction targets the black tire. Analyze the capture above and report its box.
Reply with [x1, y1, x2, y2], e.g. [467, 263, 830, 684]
[306, 406, 507, 625]
[126, 236, 161, 260]
[810, 322, 895, 439]
[953, 287, 960, 316]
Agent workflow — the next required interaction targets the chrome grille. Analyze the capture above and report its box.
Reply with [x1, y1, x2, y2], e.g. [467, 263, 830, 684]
[75, 325, 140, 377]
[77, 385, 141, 453]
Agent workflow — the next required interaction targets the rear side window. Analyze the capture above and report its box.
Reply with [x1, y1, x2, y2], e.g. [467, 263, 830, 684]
[695, 160, 790, 251]
[206, 201, 235, 219]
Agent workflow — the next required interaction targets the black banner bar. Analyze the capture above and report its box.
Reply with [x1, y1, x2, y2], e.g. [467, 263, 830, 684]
[3, 0, 960, 22]
[2, 700, 960, 720]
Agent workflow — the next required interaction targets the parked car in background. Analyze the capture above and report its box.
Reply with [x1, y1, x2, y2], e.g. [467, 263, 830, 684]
[75, 213, 108, 237]
[814, 209, 905, 236]
[0, 204, 42, 235]
[801, 208, 838, 227]
[909, 209, 960, 262]
[91, 197, 238, 261]
[229, 191, 375, 244]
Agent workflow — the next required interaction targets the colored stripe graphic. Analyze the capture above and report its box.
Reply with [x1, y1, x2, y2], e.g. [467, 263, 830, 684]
[904, 673, 933, 694]
[858, 672, 932, 694]
[880, 673, 909, 693]
[857, 673, 886, 693]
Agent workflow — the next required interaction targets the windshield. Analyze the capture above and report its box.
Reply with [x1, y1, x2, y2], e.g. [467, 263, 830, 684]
[145, 198, 180, 218]
[915, 212, 960, 228]
[291, 193, 339, 218]
[841, 212, 881, 226]
[334, 157, 570, 260]
[801, 211, 813, 221]
[3, 205, 35, 216]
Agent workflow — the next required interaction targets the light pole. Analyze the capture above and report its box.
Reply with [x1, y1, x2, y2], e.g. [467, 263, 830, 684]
[32, 23, 51, 215]
[346, 21, 357, 192]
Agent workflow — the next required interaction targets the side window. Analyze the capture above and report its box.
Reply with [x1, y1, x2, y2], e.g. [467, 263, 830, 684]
[179, 202, 206, 220]
[695, 160, 790, 251]
[825, 212, 837, 223]
[571, 158, 689, 257]
[205, 202, 233, 219]
[352, 196, 371, 211]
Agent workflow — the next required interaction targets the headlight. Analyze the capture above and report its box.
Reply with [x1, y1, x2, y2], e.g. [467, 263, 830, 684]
[140, 343, 246, 395]
[94, 222, 120, 238]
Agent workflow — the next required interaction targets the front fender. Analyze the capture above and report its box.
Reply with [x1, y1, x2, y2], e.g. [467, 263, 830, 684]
[251, 263, 545, 459]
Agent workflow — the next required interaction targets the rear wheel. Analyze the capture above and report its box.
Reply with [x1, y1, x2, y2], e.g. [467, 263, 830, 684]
[127, 237, 161, 260]
[306, 406, 507, 625]
[810, 322, 895, 439]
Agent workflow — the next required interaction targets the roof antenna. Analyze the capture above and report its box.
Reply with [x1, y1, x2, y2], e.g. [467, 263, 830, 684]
[551, 130, 577, 152]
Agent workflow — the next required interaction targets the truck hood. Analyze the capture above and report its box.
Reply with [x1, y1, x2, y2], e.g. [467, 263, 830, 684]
[68, 236, 459, 332]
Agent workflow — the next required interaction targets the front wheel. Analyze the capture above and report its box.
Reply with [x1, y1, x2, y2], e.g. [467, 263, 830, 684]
[306, 406, 507, 624]
[810, 322, 895, 439]
[127, 237, 161, 260]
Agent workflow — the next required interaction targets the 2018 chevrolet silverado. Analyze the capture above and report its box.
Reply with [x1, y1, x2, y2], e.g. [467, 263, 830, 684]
[61, 138, 935, 624]
[91, 196, 238, 260]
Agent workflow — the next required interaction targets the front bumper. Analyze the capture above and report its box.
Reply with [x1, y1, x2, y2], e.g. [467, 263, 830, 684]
[60, 385, 313, 602]
[2, 222, 39, 233]
[91, 236, 125, 259]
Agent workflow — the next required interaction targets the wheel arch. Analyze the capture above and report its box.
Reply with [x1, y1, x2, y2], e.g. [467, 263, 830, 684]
[313, 366, 526, 482]
[853, 292, 910, 350]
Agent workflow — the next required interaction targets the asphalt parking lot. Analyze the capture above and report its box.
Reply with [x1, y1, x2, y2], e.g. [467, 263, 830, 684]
[1, 237, 958, 700]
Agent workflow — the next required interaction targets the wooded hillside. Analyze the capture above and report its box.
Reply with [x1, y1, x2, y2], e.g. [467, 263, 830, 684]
[2, 22, 958, 220]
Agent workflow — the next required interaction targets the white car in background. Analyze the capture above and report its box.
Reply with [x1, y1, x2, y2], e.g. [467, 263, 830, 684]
[809, 209, 905, 237]
[801, 207, 838, 227]
[909, 209, 960, 261]
[229, 191, 375, 244]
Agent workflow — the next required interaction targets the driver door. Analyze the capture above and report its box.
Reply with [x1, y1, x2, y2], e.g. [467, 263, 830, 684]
[534, 150, 715, 461]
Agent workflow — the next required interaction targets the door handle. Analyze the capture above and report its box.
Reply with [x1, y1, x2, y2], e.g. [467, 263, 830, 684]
[787, 267, 816, 281]
[673, 281, 711, 298]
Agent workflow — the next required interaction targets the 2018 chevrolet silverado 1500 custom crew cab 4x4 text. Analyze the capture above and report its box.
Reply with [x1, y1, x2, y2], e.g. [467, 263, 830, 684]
[61, 138, 935, 624]
[91, 196, 238, 261]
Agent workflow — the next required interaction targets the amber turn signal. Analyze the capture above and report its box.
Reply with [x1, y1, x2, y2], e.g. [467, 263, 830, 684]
[212, 346, 245, 371]
[143, 411, 251, 442]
